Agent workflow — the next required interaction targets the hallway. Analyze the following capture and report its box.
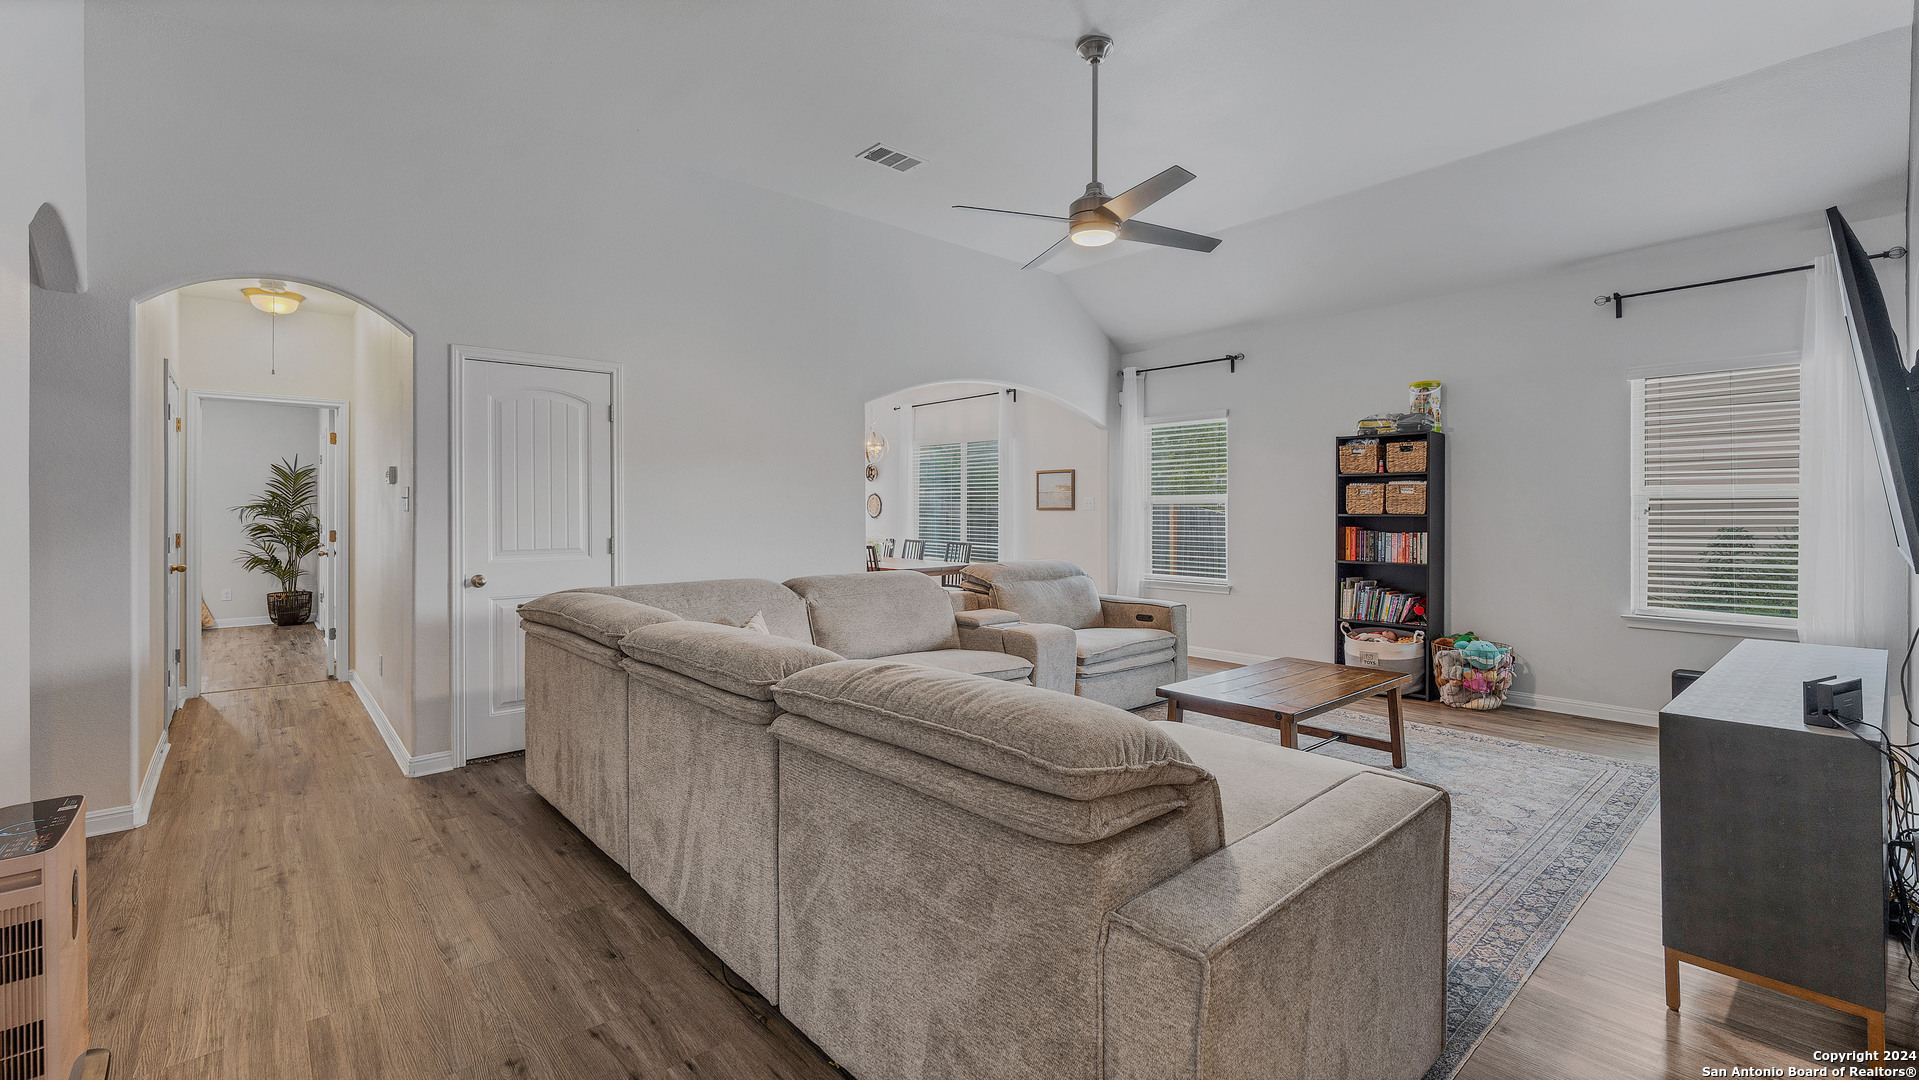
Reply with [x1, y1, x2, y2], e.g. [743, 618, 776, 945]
[199, 623, 328, 693]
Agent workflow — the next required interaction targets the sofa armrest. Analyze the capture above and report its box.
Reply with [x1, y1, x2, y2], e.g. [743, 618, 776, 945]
[955, 608, 1021, 629]
[1101, 773, 1449, 1080]
[1100, 596, 1188, 682]
[955, 620, 1077, 693]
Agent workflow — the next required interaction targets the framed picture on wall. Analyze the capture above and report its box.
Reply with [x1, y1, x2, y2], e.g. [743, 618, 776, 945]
[1036, 469, 1076, 511]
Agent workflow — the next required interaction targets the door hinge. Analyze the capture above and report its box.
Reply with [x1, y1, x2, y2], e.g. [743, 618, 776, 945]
[175, 417, 182, 431]
[607, 537, 614, 554]
[608, 404, 614, 422]
[175, 532, 182, 548]
[329, 431, 338, 445]
[329, 530, 337, 542]
[174, 648, 181, 663]
[329, 627, 338, 640]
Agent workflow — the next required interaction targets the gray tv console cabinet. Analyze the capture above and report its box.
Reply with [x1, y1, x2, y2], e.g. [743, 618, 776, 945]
[1660, 638, 1889, 1052]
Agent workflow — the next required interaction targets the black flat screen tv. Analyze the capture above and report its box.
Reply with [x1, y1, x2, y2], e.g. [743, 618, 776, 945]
[1828, 206, 1919, 571]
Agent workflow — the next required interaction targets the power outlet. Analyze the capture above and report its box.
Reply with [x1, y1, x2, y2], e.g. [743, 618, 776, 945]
[221, 588, 232, 601]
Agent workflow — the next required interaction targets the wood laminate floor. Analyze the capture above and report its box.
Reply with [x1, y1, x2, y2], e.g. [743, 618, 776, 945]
[200, 623, 328, 692]
[89, 661, 1914, 1079]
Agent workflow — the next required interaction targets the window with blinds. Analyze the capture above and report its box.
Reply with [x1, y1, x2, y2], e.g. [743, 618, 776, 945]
[1630, 364, 1799, 625]
[1148, 418, 1229, 583]
[916, 440, 998, 561]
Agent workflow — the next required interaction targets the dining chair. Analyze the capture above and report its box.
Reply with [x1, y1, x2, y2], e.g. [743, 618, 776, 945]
[937, 541, 971, 587]
[866, 545, 881, 572]
[899, 539, 925, 559]
[880, 538, 896, 557]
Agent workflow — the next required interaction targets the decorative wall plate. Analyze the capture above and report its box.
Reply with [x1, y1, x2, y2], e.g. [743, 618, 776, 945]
[866, 464, 878, 481]
[867, 493, 883, 518]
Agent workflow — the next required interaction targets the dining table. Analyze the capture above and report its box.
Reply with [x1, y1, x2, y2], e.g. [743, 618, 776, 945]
[872, 557, 969, 576]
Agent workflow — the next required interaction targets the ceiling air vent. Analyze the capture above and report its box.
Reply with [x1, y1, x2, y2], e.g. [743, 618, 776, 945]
[855, 143, 924, 173]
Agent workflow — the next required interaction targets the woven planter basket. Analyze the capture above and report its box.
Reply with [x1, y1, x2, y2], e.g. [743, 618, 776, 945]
[268, 590, 312, 627]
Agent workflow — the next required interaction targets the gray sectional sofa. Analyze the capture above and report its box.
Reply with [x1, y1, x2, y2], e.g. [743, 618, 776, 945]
[521, 569, 1451, 1080]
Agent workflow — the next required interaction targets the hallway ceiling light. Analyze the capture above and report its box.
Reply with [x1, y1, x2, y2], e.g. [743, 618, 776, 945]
[243, 280, 305, 315]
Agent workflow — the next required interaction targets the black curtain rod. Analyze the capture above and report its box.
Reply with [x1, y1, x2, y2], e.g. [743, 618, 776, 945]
[1120, 353, 1243, 380]
[894, 389, 1014, 410]
[1596, 247, 1907, 319]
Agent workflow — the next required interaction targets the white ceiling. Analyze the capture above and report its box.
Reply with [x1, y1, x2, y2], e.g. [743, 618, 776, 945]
[156, 1, 1912, 343]
[175, 278, 363, 317]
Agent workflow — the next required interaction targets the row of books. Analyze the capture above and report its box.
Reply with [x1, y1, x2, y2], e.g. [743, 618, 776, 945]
[1339, 527, 1428, 564]
[1339, 578, 1425, 624]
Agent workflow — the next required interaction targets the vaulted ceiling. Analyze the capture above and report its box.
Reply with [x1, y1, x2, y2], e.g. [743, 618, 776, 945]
[154, 0, 1912, 345]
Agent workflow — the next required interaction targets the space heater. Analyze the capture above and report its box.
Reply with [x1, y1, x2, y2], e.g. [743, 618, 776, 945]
[0, 796, 88, 1080]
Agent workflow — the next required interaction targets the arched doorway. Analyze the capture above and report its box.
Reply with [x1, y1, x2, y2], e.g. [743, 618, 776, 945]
[864, 379, 1109, 584]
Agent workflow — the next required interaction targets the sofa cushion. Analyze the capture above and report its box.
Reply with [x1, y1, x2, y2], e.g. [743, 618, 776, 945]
[1153, 721, 1409, 844]
[572, 578, 812, 642]
[520, 592, 683, 648]
[621, 621, 842, 701]
[1074, 626, 1176, 665]
[771, 659, 1208, 800]
[783, 571, 960, 660]
[771, 713, 1195, 844]
[964, 560, 1104, 630]
[886, 649, 1033, 682]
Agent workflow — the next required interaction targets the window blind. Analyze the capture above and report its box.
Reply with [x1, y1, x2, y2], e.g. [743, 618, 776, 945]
[916, 440, 998, 561]
[1632, 364, 1799, 622]
[1148, 418, 1228, 583]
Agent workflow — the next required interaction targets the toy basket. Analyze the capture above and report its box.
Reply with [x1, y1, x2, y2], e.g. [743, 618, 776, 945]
[1341, 623, 1426, 694]
[1432, 636, 1514, 710]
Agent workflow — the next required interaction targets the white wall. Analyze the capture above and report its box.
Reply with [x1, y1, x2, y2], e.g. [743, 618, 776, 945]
[351, 306, 415, 747]
[1121, 208, 1909, 723]
[26, 2, 1110, 809]
[176, 294, 355, 400]
[197, 400, 325, 623]
[8, 0, 87, 806]
[865, 381, 1109, 581]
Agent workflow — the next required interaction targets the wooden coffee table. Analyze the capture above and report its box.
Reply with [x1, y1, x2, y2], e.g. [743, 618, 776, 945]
[1157, 657, 1412, 769]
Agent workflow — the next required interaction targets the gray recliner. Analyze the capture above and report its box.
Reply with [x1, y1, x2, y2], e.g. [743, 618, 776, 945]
[962, 560, 1188, 710]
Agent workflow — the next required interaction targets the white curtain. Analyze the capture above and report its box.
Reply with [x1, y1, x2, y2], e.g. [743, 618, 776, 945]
[1116, 367, 1149, 595]
[1799, 254, 1906, 647]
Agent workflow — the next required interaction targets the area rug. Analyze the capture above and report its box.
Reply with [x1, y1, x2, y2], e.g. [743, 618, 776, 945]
[1150, 707, 1660, 1080]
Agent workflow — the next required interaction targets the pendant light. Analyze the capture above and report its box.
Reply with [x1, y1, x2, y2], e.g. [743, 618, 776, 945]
[242, 279, 304, 375]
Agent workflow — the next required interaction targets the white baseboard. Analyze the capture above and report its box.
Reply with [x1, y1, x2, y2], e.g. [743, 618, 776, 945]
[1502, 690, 1659, 728]
[1189, 647, 1661, 728]
[208, 615, 274, 628]
[1190, 646, 1277, 666]
[348, 670, 456, 778]
[87, 728, 171, 836]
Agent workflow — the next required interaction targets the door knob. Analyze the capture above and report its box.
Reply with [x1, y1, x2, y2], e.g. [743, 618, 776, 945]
[468, 574, 487, 588]
[169, 564, 187, 573]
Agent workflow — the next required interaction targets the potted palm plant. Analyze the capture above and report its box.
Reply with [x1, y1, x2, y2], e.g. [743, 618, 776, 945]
[233, 457, 323, 626]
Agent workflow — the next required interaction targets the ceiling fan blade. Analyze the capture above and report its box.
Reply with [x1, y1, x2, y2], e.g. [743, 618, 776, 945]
[953, 204, 1072, 223]
[1117, 218, 1221, 253]
[1021, 235, 1073, 270]
[1102, 165, 1196, 222]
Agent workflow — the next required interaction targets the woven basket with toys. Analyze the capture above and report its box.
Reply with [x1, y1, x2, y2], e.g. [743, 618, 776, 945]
[1431, 633, 1514, 710]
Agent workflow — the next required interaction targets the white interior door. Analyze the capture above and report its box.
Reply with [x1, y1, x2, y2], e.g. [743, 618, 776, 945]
[458, 358, 615, 760]
[164, 366, 186, 716]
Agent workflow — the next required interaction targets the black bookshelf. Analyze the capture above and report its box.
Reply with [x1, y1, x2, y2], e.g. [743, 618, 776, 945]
[1334, 432, 1445, 700]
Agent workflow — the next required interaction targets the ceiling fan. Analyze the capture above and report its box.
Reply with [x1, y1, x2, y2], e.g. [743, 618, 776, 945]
[955, 34, 1222, 270]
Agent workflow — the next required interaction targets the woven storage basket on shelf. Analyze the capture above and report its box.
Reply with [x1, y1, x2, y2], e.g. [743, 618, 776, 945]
[1384, 441, 1428, 473]
[1384, 480, 1427, 515]
[1338, 440, 1380, 474]
[1345, 483, 1385, 514]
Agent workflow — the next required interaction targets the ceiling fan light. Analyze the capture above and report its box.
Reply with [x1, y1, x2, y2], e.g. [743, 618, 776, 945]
[243, 286, 305, 315]
[1070, 220, 1118, 247]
